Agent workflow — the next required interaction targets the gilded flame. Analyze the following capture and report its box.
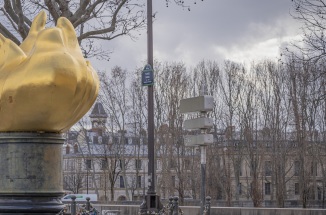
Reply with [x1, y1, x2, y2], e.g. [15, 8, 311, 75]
[0, 11, 99, 132]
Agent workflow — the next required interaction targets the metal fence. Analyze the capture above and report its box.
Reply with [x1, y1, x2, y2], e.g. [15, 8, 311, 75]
[138, 196, 183, 215]
[58, 195, 213, 215]
[137, 196, 211, 215]
[58, 196, 99, 215]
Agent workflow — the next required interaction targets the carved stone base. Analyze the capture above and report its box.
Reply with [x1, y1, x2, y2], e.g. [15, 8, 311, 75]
[0, 132, 65, 214]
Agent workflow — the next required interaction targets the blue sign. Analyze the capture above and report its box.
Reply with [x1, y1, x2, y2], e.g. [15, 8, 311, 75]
[142, 64, 154, 86]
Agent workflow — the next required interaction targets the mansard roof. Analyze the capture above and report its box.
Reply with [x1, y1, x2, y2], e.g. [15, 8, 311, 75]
[90, 102, 108, 118]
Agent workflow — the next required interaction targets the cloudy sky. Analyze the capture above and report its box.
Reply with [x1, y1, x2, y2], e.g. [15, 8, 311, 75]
[94, 0, 302, 72]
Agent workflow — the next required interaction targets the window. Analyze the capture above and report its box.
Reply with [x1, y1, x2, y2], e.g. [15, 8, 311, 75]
[88, 176, 93, 188]
[120, 176, 125, 188]
[73, 143, 78, 153]
[63, 176, 68, 189]
[239, 161, 242, 176]
[295, 183, 299, 195]
[93, 136, 98, 144]
[65, 145, 70, 154]
[132, 137, 139, 145]
[135, 159, 142, 170]
[294, 161, 300, 176]
[265, 183, 271, 195]
[239, 183, 242, 195]
[64, 160, 68, 170]
[318, 187, 322, 200]
[113, 136, 119, 144]
[85, 176, 92, 189]
[99, 176, 104, 188]
[66, 159, 75, 170]
[156, 160, 160, 170]
[265, 161, 272, 176]
[77, 159, 82, 169]
[102, 136, 108, 144]
[170, 159, 177, 169]
[85, 159, 92, 170]
[266, 141, 271, 148]
[184, 159, 191, 170]
[311, 161, 318, 176]
[250, 160, 257, 176]
[101, 159, 108, 169]
[119, 159, 125, 169]
[137, 176, 142, 188]
[171, 176, 176, 187]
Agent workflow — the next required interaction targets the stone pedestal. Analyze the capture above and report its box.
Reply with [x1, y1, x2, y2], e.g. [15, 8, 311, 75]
[0, 132, 65, 214]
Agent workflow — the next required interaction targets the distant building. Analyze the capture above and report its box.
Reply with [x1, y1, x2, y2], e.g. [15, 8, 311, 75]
[63, 103, 326, 206]
[63, 102, 193, 202]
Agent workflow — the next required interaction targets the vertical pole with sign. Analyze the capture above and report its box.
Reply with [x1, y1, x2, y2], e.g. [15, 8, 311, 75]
[139, 0, 161, 214]
[180, 91, 214, 215]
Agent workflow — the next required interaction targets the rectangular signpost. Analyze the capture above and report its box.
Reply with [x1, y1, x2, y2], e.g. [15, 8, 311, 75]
[180, 96, 214, 113]
[180, 94, 214, 215]
[183, 118, 213, 130]
[184, 134, 214, 147]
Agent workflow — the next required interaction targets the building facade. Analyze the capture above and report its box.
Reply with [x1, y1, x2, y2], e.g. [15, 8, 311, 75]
[63, 103, 326, 207]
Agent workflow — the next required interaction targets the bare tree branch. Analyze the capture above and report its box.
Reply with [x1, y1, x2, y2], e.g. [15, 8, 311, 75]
[77, 0, 127, 41]
[3, 0, 29, 38]
[0, 22, 20, 44]
[12, 0, 32, 26]
[72, 0, 110, 28]
[71, 0, 91, 24]
[44, 0, 60, 22]
[0, 0, 145, 59]
[14, 0, 27, 39]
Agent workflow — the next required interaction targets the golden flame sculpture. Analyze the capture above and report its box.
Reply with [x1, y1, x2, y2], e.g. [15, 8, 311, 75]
[0, 11, 99, 132]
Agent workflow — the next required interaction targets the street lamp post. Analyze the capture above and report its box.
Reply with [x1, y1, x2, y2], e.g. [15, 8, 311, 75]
[147, 0, 155, 195]
[139, 0, 161, 213]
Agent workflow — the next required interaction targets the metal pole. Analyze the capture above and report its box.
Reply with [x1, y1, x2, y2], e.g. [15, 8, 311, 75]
[200, 145, 206, 215]
[87, 169, 89, 194]
[205, 196, 211, 215]
[71, 195, 76, 215]
[147, 0, 155, 195]
[86, 197, 91, 211]
[173, 196, 179, 215]
[168, 197, 174, 215]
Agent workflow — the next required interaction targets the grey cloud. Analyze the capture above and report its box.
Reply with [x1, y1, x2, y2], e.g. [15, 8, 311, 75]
[97, 0, 301, 71]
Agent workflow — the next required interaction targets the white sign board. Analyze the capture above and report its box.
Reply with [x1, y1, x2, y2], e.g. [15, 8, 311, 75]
[184, 118, 213, 130]
[184, 134, 214, 147]
[180, 96, 214, 113]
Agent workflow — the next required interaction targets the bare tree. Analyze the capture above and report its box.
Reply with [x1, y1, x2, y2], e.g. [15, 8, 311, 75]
[0, 0, 147, 59]
[0, 1, 204, 59]
[218, 61, 245, 205]
[290, 0, 326, 62]
[128, 74, 148, 200]
[154, 62, 191, 204]
[100, 66, 133, 200]
[63, 156, 84, 194]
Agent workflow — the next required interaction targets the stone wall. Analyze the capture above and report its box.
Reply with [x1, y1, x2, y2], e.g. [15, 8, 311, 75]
[93, 204, 326, 215]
